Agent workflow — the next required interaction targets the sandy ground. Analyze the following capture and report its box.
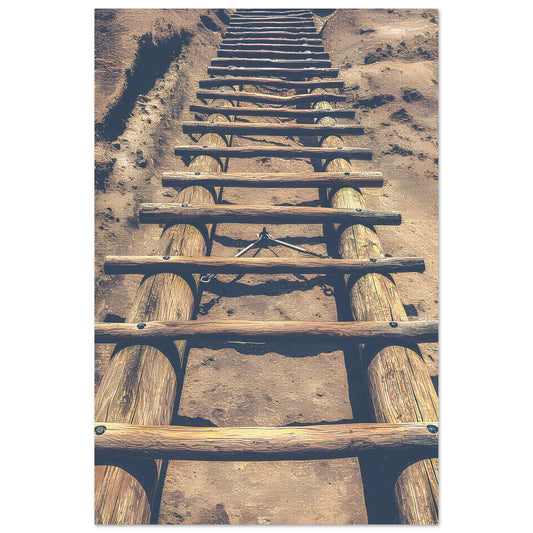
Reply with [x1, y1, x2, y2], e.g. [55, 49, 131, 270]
[95, 8, 438, 524]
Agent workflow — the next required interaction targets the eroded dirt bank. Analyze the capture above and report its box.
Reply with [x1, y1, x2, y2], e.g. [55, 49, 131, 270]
[95, 8, 438, 524]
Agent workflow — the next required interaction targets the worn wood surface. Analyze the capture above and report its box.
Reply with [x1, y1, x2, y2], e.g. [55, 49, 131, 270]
[94, 88, 236, 523]
[196, 89, 345, 104]
[312, 88, 439, 524]
[226, 26, 316, 34]
[211, 57, 332, 68]
[224, 32, 319, 40]
[173, 144, 370, 159]
[217, 49, 330, 59]
[95, 319, 438, 344]
[199, 76, 338, 88]
[95, 422, 438, 460]
[104, 255, 423, 276]
[138, 203, 399, 225]
[207, 66, 337, 78]
[220, 43, 326, 52]
[221, 38, 322, 46]
[161, 170, 383, 189]
[230, 15, 313, 21]
[190, 104, 352, 118]
[183, 121, 361, 136]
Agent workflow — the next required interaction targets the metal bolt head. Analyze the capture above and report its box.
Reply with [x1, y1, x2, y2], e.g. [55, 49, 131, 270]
[137, 323, 146, 329]
[162, 256, 170, 260]
[389, 321, 398, 328]
[427, 424, 438, 434]
[369, 258, 377, 263]
[195, 172, 201, 175]
[344, 172, 350, 176]
[356, 208, 362, 212]
[95, 425, 106, 435]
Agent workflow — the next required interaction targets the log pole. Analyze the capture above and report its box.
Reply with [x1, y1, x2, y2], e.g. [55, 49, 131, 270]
[95, 422, 438, 461]
[94, 88, 235, 524]
[311, 84, 439, 524]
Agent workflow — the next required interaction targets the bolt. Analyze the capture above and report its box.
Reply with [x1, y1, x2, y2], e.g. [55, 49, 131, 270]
[337, 146, 343, 150]
[356, 208, 362, 212]
[137, 323, 146, 329]
[163, 256, 170, 260]
[370, 258, 377, 263]
[427, 424, 438, 434]
[389, 321, 398, 328]
[95, 425, 106, 435]
[195, 172, 201, 175]
[344, 172, 350, 176]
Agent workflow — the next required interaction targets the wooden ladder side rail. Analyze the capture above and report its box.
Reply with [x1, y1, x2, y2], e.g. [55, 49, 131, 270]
[161, 171, 384, 189]
[173, 145, 370, 159]
[183, 122, 362, 136]
[137, 203, 400, 225]
[95, 319, 439, 344]
[94, 89, 236, 525]
[95, 422, 438, 460]
[211, 58, 332, 68]
[206, 67, 338, 78]
[196, 89, 346, 104]
[190, 104, 353, 118]
[103, 255, 425, 275]
[311, 86, 439, 524]
[199, 78, 339, 88]
[217, 49, 330, 59]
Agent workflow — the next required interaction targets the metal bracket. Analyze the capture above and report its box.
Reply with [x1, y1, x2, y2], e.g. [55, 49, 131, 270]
[200, 226, 327, 284]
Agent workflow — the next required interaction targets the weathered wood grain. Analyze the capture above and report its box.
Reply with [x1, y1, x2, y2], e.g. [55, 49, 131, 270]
[207, 66, 338, 78]
[183, 121, 362, 136]
[221, 38, 322, 45]
[226, 26, 316, 33]
[190, 104, 353, 118]
[95, 422, 438, 460]
[196, 89, 345, 104]
[224, 32, 318, 40]
[199, 77, 339, 88]
[173, 145, 370, 159]
[220, 43, 326, 52]
[94, 88, 237, 524]
[138, 203, 399, 225]
[104, 255, 424, 276]
[312, 86, 439, 524]
[217, 49, 330, 59]
[95, 319, 438, 344]
[211, 57, 332, 68]
[161, 170, 384, 189]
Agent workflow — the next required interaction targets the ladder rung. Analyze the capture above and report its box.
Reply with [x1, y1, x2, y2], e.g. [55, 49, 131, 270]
[198, 78, 341, 89]
[196, 89, 345, 104]
[207, 67, 338, 78]
[220, 43, 325, 52]
[217, 49, 330, 59]
[182, 121, 363, 137]
[226, 27, 316, 34]
[161, 171, 383, 189]
[94, 422, 438, 460]
[211, 58, 332, 68]
[95, 319, 438, 343]
[222, 38, 322, 45]
[191, 104, 353, 118]
[174, 145, 371, 160]
[104, 255, 422, 275]
[138, 203, 399, 225]
[229, 21, 315, 27]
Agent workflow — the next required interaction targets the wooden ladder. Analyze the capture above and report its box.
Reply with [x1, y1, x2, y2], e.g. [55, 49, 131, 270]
[95, 8, 439, 525]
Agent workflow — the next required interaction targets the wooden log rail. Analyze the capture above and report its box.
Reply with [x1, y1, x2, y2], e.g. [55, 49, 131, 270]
[225, 27, 317, 34]
[223, 33, 320, 40]
[138, 203, 400, 225]
[183, 122, 362, 137]
[173, 145, 370, 159]
[219, 44, 326, 52]
[94, 80, 237, 525]
[95, 319, 439, 344]
[103, 255, 424, 276]
[196, 90, 345, 104]
[190, 104, 354, 118]
[221, 38, 323, 46]
[95, 422, 438, 461]
[311, 84, 439, 523]
[161, 171, 384, 189]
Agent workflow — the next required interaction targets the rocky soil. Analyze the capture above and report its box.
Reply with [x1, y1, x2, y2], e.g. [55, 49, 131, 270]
[95, 8, 438, 525]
